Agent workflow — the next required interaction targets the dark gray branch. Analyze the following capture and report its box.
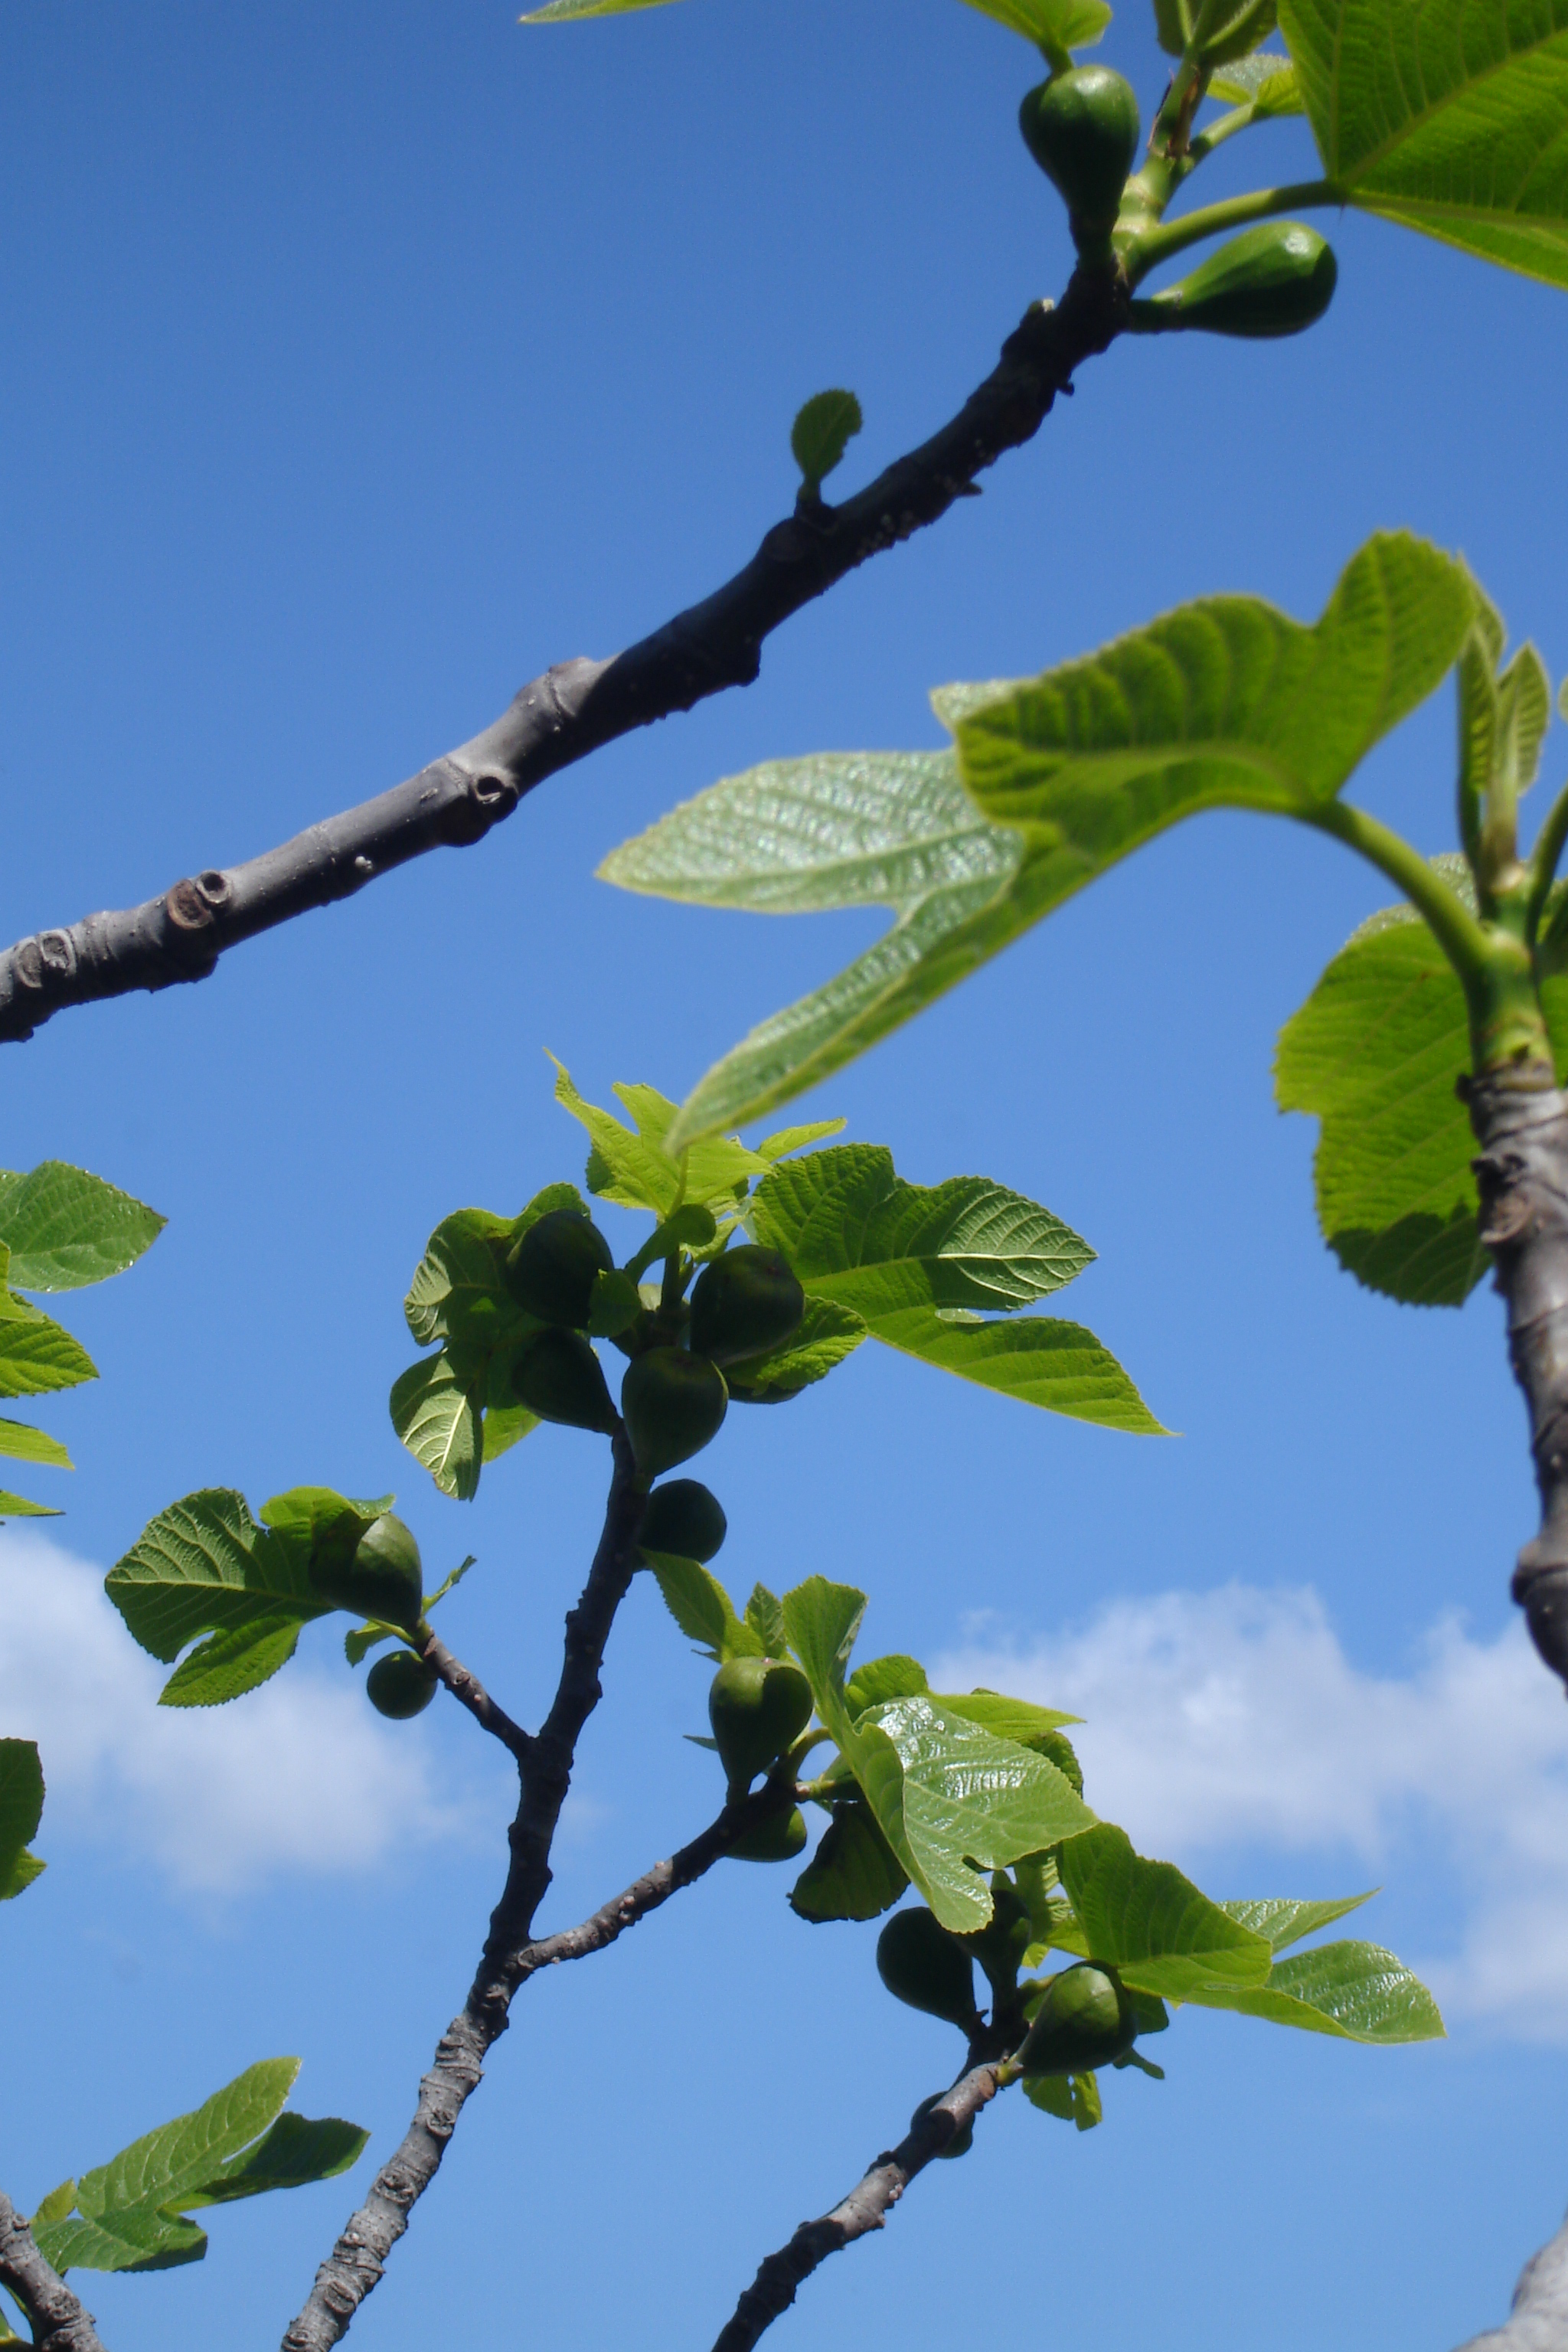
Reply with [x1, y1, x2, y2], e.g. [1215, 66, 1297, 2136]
[283, 1436, 796, 2352]
[1456, 2207, 1568, 2349]
[0, 2194, 106, 2352]
[420, 1628, 533, 1763]
[1468, 1074, 1568, 1690]
[0, 270, 1125, 1047]
[708, 2059, 1009, 2352]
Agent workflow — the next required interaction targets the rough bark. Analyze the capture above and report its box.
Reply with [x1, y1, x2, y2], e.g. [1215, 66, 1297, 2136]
[708, 2060, 1008, 2352]
[1455, 2209, 1568, 2350]
[283, 1435, 795, 2351]
[0, 272, 1125, 1047]
[1468, 1073, 1568, 1688]
[0, 2194, 106, 2352]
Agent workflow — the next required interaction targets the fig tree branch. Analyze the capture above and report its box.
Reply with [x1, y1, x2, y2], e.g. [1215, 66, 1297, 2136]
[421, 1628, 533, 1762]
[707, 2058, 1011, 2352]
[1467, 1076, 1568, 1692]
[1455, 2204, 1568, 2349]
[283, 1432, 794, 2351]
[0, 270, 1125, 1050]
[0, 2194, 106, 2352]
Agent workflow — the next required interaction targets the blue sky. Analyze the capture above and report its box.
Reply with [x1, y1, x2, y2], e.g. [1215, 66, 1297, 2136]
[4, 2, 1568, 2347]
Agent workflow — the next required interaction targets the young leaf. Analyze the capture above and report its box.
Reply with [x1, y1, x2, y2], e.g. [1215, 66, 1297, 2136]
[0, 1491, 63, 1521]
[0, 1164, 164, 1292]
[789, 1797, 910, 1922]
[845, 1655, 930, 1713]
[932, 1690, 1083, 1743]
[791, 390, 863, 496]
[646, 1552, 766, 1662]
[550, 1059, 769, 1213]
[522, 0, 684, 17]
[956, 0, 1111, 65]
[390, 1354, 482, 1501]
[606, 535, 1474, 1144]
[1275, 878, 1568, 1304]
[480, 1400, 539, 1465]
[1184, 1939, 1445, 2042]
[1220, 1892, 1377, 1952]
[1279, 0, 1568, 289]
[0, 1418, 70, 1468]
[756, 1119, 848, 1161]
[1057, 1824, 1272, 1998]
[0, 1298, 96, 1400]
[782, 1576, 1096, 1930]
[750, 1145, 1094, 1312]
[724, 1295, 867, 1402]
[403, 1207, 523, 1348]
[1207, 48, 1302, 108]
[106, 1489, 328, 1667]
[34, 2060, 368, 2277]
[1022, 2067, 1102, 2128]
[744, 1583, 788, 1654]
[0, 1739, 44, 1903]
[156, 1614, 304, 1709]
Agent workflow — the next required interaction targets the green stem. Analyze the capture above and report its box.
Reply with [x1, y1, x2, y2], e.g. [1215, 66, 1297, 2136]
[1526, 775, 1568, 942]
[1302, 802, 1491, 976]
[1124, 177, 1342, 285]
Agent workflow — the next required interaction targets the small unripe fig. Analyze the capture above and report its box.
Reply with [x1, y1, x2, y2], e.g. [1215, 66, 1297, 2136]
[727, 1805, 808, 1864]
[910, 2092, 974, 2158]
[1019, 67, 1140, 247]
[1145, 221, 1337, 338]
[622, 1347, 728, 1478]
[688, 1246, 805, 1367]
[514, 1328, 618, 1433]
[504, 1210, 614, 1328]
[639, 1478, 727, 1563]
[709, 1655, 814, 1791]
[959, 1880, 1034, 1997]
[312, 1512, 424, 1629]
[366, 1649, 438, 1719]
[1020, 1962, 1136, 2076]
[876, 1907, 980, 2029]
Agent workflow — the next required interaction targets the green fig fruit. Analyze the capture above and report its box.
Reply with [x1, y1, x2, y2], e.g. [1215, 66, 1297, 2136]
[959, 1878, 1034, 1998]
[910, 2092, 974, 2158]
[514, 1328, 618, 1433]
[622, 1347, 727, 1478]
[312, 1512, 425, 1629]
[727, 1805, 808, 1864]
[639, 1478, 727, 1563]
[1019, 67, 1140, 252]
[1020, 1962, 1136, 2076]
[688, 1246, 805, 1367]
[366, 1649, 439, 1719]
[1143, 221, 1337, 338]
[503, 1209, 614, 1328]
[708, 1655, 814, 1791]
[876, 1907, 980, 2030]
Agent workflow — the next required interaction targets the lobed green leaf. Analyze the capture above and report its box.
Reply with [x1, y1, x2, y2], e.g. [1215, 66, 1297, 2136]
[106, 1490, 329, 1675]
[1186, 1938, 1445, 2041]
[1280, 0, 1568, 289]
[1057, 1824, 1272, 1998]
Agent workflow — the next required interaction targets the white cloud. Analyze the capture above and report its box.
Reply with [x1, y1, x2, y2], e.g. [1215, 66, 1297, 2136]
[934, 1585, 1568, 2040]
[0, 1528, 480, 1895]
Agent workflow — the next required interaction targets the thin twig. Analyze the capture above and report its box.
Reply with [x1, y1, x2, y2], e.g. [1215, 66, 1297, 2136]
[709, 2060, 1011, 2352]
[282, 1439, 795, 2351]
[420, 1628, 533, 1762]
[0, 2194, 106, 2352]
[0, 270, 1125, 1047]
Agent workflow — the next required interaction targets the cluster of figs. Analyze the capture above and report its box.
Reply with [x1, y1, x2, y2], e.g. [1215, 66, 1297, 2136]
[505, 1208, 807, 1477]
[878, 1888, 1141, 2148]
[1021, 64, 1337, 338]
